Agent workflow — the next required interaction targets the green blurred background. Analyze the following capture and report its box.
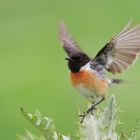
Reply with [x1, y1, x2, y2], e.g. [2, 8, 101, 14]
[0, 0, 140, 139]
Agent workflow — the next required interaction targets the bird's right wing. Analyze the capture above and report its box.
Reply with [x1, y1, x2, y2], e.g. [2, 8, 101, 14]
[90, 20, 140, 74]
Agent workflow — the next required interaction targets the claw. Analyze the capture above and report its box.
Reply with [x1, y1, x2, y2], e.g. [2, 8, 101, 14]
[79, 112, 86, 117]
[90, 107, 97, 115]
[79, 106, 97, 123]
[79, 112, 87, 123]
[80, 114, 86, 123]
[79, 97, 105, 123]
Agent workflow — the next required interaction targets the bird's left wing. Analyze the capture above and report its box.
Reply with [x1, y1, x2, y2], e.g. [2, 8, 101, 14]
[58, 21, 83, 56]
[90, 20, 140, 74]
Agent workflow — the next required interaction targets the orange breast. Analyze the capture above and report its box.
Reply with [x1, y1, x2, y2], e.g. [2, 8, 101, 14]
[70, 70, 108, 97]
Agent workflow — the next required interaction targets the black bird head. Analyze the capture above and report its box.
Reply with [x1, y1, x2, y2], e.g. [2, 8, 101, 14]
[65, 52, 90, 73]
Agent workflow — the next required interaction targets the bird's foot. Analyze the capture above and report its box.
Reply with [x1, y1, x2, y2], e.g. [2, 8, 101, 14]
[86, 105, 96, 114]
[79, 112, 87, 123]
[90, 107, 97, 115]
[79, 106, 97, 123]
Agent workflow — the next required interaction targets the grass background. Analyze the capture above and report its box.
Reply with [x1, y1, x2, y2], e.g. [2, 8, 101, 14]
[0, 0, 140, 139]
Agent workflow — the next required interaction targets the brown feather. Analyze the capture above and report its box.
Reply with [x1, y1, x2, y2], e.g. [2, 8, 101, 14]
[58, 21, 82, 56]
[105, 20, 140, 74]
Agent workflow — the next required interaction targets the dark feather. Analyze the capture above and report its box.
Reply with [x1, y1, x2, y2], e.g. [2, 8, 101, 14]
[90, 20, 140, 74]
[58, 21, 82, 56]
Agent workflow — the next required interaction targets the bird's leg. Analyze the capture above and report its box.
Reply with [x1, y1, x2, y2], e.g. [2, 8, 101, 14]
[79, 102, 94, 118]
[90, 101, 96, 115]
[80, 97, 105, 123]
[79, 98, 94, 118]
[79, 112, 87, 123]
[86, 97, 105, 114]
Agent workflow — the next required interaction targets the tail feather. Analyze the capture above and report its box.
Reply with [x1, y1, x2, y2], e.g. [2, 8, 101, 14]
[108, 79, 125, 86]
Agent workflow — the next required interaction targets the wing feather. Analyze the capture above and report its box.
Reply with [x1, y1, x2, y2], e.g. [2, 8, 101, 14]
[58, 21, 82, 56]
[91, 20, 140, 74]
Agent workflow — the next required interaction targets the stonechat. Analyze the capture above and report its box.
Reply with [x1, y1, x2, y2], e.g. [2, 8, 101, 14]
[58, 20, 140, 122]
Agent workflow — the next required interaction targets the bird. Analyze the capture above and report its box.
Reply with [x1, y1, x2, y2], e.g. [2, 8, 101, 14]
[58, 20, 140, 123]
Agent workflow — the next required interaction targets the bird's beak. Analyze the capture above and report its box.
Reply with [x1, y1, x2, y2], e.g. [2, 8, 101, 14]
[65, 57, 74, 61]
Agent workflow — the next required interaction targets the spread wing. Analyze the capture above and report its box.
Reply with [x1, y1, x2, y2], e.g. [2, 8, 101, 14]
[90, 20, 140, 74]
[58, 21, 83, 56]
